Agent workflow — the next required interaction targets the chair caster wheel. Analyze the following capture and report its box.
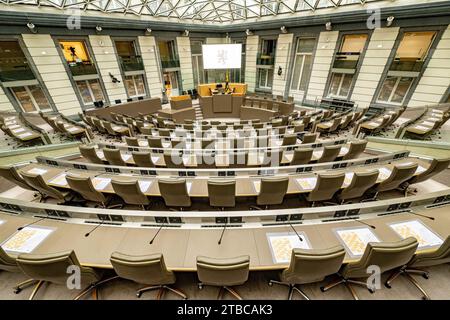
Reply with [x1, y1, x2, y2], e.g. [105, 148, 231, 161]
[268, 281, 273, 287]
[320, 287, 325, 292]
[183, 297, 188, 300]
[198, 284, 203, 290]
[13, 288, 21, 294]
[136, 292, 142, 298]
[423, 274, 429, 280]
[385, 283, 392, 289]
[368, 289, 375, 294]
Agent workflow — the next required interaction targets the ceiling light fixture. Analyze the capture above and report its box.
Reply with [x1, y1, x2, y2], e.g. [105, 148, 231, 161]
[183, 29, 190, 37]
[27, 22, 37, 33]
[145, 28, 152, 35]
[386, 16, 395, 27]
[95, 25, 102, 33]
[245, 29, 253, 36]
[280, 26, 287, 34]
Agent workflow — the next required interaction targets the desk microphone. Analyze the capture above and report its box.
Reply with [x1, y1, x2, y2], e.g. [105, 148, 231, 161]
[408, 211, 435, 221]
[17, 216, 50, 231]
[353, 218, 376, 229]
[85, 220, 105, 237]
[288, 221, 303, 242]
[218, 221, 227, 245]
[149, 223, 165, 244]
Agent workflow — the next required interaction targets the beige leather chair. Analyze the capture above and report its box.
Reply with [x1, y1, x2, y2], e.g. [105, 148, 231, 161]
[125, 136, 139, 147]
[158, 128, 170, 137]
[384, 236, 450, 300]
[282, 134, 297, 146]
[21, 172, 72, 203]
[158, 178, 191, 209]
[321, 237, 418, 300]
[104, 148, 127, 166]
[342, 140, 367, 160]
[337, 170, 379, 204]
[301, 133, 317, 144]
[140, 127, 152, 135]
[0, 165, 35, 191]
[316, 145, 342, 163]
[79, 145, 104, 164]
[306, 173, 345, 207]
[111, 180, 150, 209]
[207, 180, 236, 210]
[148, 137, 164, 148]
[16, 250, 104, 300]
[132, 151, 154, 167]
[196, 255, 250, 300]
[110, 252, 186, 299]
[373, 163, 418, 198]
[290, 148, 314, 165]
[66, 175, 107, 207]
[252, 177, 289, 209]
[404, 158, 450, 194]
[269, 246, 346, 300]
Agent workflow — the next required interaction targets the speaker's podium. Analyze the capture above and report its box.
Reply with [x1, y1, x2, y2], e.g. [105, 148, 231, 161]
[198, 83, 247, 119]
[158, 95, 196, 123]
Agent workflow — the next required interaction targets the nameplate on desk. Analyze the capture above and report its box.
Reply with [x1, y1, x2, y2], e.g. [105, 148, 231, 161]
[45, 209, 70, 218]
[128, 147, 139, 152]
[73, 164, 88, 170]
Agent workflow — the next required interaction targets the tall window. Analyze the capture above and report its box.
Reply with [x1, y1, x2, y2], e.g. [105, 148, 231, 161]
[377, 31, 436, 105]
[191, 40, 205, 87]
[328, 34, 368, 98]
[158, 40, 179, 68]
[10, 85, 50, 112]
[256, 39, 276, 90]
[230, 39, 246, 83]
[75, 79, 105, 105]
[257, 69, 274, 89]
[124, 75, 146, 98]
[291, 38, 315, 92]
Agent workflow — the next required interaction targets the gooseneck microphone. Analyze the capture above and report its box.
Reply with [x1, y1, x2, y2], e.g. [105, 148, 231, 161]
[149, 223, 165, 244]
[17, 216, 50, 231]
[408, 211, 435, 221]
[353, 218, 376, 229]
[288, 221, 303, 242]
[85, 220, 105, 237]
[218, 221, 227, 245]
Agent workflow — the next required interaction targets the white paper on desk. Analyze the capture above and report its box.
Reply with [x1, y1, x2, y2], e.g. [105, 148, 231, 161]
[389, 220, 443, 249]
[5, 121, 16, 126]
[378, 167, 392, 180]
[112, 126, 123, 131]
[296, 177, 317, 190]
[428, 117, 441, 121]
[186, 181, 193, 194]
[138, 180, 152, 192]
[335, 227, 380, 258]
[48, 173, 67, 186]
[12, 128, 25, 133]
[138, 140, 148, 147]
[431, 109, 443, 114]
[0, 220, 4, 226]
[121, 154, 132, 161]
[93, 177, 111, 190]
[343, 172, 354, 187]
[414, 125, 429, 131]
[67, 127, 79, 132]
[416, 165, 427, 174]
[253, 180, 261, 193]
[422, 121, 435, 126]
[8, 124, 20, 129]
[96, 151, 104, 158]
[4, 116, 15, 121]
[340, 147, 349, 154]
[18, 132, 33, 138]
[1, 226, 54, 254]
[151, 155, 160, 163]
[267, 232, 311, 264]
[368, 121, 380, 127]
[27, 168, 48, 175]
[312, 150, 323, 159]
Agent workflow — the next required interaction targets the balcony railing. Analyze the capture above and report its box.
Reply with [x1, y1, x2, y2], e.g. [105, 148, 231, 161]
[257, 53, 275, 66]
[333, 53, 360, 70]
[389, 59, 424, 72]
[119, 56, 145, 72]
[161, 59, 180, 69]
[67, 62, 98, 76]
[0, 58, 35, 82]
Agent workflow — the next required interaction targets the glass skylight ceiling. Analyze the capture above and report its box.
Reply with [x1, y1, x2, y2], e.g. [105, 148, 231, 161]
[0, 0, 386, 23]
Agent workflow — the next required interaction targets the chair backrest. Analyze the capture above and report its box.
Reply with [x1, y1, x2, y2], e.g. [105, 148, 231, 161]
[376, 163, 418, 192]
[147, 137, 163, 148]
[302, 116, 311, 127]
[21, 172, 67, 201]
[207, 180, 236, 208]
[196, 255, 250, 287]
[342, 140, 367, 160]
[290, 148, 314, 165]
[111, 180, 150, 206]
[158, 178, 191, 208]
[17, 250, 98, 285]
[132, 151, 154, 167]
[140, 127, 152, 135]
[104, 148, 126, 166]
[302, 133, 317, 144]
[0, 246, 19, 272]
[317, 145, 341, 163]
[282, 134, 297, 146]
[339, 170, 379, 202]
[66, 175, 107, 204]
[307, 173, 345, 202]
[110, 252, 175, 285]
[163, 151, 184, 168]
[0, 166, 34, 191]
[329, 117, 342, 132]
[408, 158, 450, 185]
[159, 128, 170, 137]
[293, 123, 305, 133]
[102, 121, 117, 135]
[281, 246, 346, 284]
[408, 236, 450, 268]
[79, 145, 103, 164]
[340, 114, 353, 129]
[257, 177, 289, 206]
[125, 136, 139, 147]
[342, 238, 418, 279]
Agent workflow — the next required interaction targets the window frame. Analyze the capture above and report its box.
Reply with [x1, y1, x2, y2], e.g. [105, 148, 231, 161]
[290, 37, 316, 93]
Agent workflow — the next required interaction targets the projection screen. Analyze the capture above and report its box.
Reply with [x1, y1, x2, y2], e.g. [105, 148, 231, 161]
[202, 44, 242, 69]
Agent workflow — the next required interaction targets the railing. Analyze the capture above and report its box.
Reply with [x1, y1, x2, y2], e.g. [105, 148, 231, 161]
[333, 53, 360, 70]
[257, 53, 275, 66]
[389, 59, 424, 72]
[67, 62, 98, 76]
[160, 58, 180, 69]
[0, 58, 35, 82]
[119, 55, 145, 72]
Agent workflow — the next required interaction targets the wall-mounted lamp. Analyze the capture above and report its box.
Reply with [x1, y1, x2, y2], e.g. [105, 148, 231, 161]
[183, 29, 190, 37]
[245, 29, 253, 36]
[277, 66, 283, 76]
[280, 26, 288, 34]
[325, 22, 332, 31]
[386, 16, 395, 27]
[27, 22, 37, 34]
[95, 25, 103, 33]
[109, 73, 120, 84]
[145, 28, 152, 35]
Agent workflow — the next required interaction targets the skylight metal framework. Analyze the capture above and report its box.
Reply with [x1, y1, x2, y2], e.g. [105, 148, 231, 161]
[0, 0, 387, 23]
